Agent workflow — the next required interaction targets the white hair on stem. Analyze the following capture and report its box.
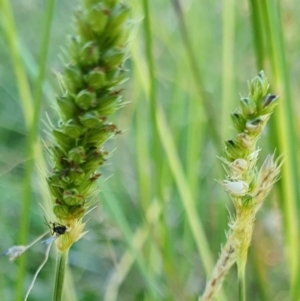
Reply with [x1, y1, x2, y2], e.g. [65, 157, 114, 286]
[23, 239, 53, 301]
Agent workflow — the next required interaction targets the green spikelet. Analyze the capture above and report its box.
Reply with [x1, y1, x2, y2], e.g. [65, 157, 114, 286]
[47, 0, 130, 251]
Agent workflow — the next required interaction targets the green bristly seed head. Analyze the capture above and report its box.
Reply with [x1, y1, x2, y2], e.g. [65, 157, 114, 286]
[224, 71, 278, 162]
[47, 0, 130, 250]
[201, 72, 281, 301]
[222, 71, 280, 208]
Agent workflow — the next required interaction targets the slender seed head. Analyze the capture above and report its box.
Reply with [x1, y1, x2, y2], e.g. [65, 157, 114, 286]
[222, 71, 281, 283]
[201, 72, 281, 301]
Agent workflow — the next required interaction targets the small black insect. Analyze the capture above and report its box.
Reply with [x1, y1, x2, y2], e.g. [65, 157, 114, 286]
[44, 218, 68, 236]
[51, 222, 67, 236]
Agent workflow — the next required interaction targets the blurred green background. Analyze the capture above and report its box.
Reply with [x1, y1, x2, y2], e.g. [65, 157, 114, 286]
[0, 0, 299, 300]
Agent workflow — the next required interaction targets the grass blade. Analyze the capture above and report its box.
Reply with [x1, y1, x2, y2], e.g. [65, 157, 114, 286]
[249, 0, 300, 297]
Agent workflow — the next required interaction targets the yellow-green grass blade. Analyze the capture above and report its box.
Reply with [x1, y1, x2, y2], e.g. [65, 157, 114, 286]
[0, 0, 33, 125]
[0, 1, 57, 300]
[140, 2, 184, 299]
[221, 0, 236, 141]
[101, 188, 163, 299]
[104, 200, 162, 301]
[249, 0, 300, 297]
[171, 0, 221, 149]
[130, 11, 227, 300]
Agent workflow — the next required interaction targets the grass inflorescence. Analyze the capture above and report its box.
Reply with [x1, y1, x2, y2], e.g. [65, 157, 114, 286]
[47, 0, 130, 251]
[46, 0, 130, 299]
[200, 71, 281, 301]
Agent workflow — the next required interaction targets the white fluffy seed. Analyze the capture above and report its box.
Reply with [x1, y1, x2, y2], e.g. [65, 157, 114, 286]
[223, 180, 249, 196]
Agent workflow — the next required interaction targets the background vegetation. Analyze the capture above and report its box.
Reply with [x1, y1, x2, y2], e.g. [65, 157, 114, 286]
[0, 0, 299, 300]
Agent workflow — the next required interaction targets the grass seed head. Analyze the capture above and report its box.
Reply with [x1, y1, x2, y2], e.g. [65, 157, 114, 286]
[46, 0, 130, 251]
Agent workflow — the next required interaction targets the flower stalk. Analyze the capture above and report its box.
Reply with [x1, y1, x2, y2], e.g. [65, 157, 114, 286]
[238, 263, 246, 301]
[200, 71, 281, 301]
[52, 251, 69, 301]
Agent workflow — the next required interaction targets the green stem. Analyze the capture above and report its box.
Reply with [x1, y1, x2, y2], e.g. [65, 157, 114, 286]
[0, 0, 33, 125]
[263, 0, 300, 289]
[52, 251, 69, 301]
[142, 3, 177, 298]
[171, 0, 221, 149]
[221, 0, 235, 141]
[5, 0, 56, 299]
[238, 261, 246, 301]
[141, 0, 161, 189]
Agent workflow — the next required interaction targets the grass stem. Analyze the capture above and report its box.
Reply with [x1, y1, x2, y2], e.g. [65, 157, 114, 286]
[52, 250, 69, 301]
[238, 262, 246, 301]
[263, 0, 300, 289]
[171, 0, 221, 148]
[141, 0, 161, 191]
